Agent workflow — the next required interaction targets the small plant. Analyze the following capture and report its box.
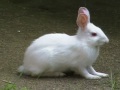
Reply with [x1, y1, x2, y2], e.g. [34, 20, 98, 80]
[110, 71, 117, 90]
[1, 80, 29, 90]
[3, 83, 16, 90]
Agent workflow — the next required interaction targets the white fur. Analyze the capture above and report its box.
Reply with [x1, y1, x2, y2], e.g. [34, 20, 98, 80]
[18, 7, 109, 79]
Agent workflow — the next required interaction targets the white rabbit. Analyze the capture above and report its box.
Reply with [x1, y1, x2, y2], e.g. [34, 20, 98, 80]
[18, 7, 109, 79]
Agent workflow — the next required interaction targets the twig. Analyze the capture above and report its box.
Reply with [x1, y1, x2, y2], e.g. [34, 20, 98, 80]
[2, 80, 14, 84]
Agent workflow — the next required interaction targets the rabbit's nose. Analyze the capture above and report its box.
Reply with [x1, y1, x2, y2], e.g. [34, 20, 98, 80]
[101, 37, 109, 44]
[105, 37, 109, 43]
[103, 38, 109, 44]
[102, 35, 109, 43]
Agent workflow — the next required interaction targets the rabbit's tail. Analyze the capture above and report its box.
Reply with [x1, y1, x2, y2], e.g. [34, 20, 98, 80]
[18, 65, 25, 73]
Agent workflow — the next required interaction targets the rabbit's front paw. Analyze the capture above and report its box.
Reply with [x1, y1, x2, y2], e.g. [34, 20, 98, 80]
[85, 75, 101, 79]
[95, 72, 109, 78]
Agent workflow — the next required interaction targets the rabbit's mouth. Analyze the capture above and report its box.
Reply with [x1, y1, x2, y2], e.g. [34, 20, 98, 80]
[97, 41, 106, 46]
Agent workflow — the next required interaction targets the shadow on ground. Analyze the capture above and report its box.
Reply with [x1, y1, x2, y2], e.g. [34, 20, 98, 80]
[0, 0, 120, 90]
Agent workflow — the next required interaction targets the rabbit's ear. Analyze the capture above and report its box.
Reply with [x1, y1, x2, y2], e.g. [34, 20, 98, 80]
[76, 7, 90, 29]
[78, 7, 90, 22]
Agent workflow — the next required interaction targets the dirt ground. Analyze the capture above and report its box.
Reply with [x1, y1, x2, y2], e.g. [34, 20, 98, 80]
[0, 0, 120, 90]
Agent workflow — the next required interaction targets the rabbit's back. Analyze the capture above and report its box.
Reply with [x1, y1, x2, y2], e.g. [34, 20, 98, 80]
[33, 33, 74, 46]
[26, 33, 76, 53]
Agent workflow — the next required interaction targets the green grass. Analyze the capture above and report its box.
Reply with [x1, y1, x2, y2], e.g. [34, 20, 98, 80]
[1, 73, 28, 90]
[0, 80, 29, 90]
[110, 71, 118, 90]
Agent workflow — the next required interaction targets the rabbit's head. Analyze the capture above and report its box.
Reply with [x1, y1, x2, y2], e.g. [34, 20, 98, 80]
[76, 7, 109, 47]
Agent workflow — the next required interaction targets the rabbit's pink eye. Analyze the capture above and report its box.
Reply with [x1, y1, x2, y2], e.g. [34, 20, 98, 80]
[91, 33, 97, 36]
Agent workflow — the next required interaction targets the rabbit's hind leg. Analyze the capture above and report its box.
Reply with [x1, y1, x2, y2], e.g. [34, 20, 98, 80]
[42, 72, 65, 77]
[29, 68, 44, 77]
